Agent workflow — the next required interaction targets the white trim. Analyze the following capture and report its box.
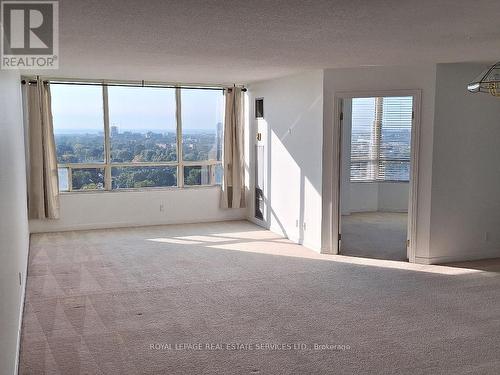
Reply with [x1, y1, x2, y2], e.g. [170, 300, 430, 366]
[248, 216, 321, 253]
[347, 208, 409, 214]
[350, 179, 410, 183]
[334, 89, 421, 99]
[323, 97, 343, 254]
[102, 85, 112, 190]
[29, 217, 246, 234]
[15, 237, 29, 375]
[407, 90, 422, 263]
[329, 89, 421, 262]
[22, 75, 243, 90]
[377, 208, 409, 213]
[248, 216, 269, 229]
[58, 183, 222, 195]
[58, 160, 220, 168]
[175, 87, 184, 188]
[415, 249, 500, 265]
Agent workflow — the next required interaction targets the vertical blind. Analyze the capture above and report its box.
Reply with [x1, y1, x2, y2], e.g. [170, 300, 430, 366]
[350, 96, 413, 182]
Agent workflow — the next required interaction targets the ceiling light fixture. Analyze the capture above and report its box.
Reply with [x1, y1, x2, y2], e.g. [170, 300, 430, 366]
[467, 62, 500, 97]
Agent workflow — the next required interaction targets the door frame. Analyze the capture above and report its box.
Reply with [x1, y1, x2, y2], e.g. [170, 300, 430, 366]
[329, 89, 421, 262]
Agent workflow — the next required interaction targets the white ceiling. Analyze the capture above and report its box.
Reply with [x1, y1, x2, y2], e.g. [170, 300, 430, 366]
[27, 0, 500, 84]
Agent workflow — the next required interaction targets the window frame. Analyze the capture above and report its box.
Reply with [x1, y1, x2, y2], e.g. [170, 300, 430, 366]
[54, 84, 224, 192]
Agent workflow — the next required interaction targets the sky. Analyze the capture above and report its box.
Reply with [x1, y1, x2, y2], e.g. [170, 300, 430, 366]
[51, 84, 224, 134]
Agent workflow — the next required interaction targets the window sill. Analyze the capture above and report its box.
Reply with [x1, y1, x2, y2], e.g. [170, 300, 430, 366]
[350, 180, 410, 184]
[59, 184, 221, 195]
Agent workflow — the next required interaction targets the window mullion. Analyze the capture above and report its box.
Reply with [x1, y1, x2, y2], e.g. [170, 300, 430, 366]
[210, 164, 215, 185]
[373, 96, 383, 181]
[176, 87, 184, 187]
[68, 167, 73, 192]
[103, 85, 112, 190]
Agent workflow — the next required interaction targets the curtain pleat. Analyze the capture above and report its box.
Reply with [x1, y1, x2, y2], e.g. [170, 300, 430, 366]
[221, 87, 245, 208]
[27, 80, 60, 219]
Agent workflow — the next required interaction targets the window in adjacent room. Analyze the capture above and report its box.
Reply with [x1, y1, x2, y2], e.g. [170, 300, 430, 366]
[350, 96, 413, 182]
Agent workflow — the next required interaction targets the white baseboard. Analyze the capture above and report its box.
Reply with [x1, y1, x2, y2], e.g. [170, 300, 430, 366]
[29, 216, 246, 234]
[249, 218, 322, 253]
[416, 249, 500, 265]
[347, 209, 408, 214]
[247, 216, 269, 229]
[15, 237, 30, 375]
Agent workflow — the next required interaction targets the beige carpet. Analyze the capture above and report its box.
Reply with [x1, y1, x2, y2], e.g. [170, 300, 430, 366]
[341, 212, 408, 261]
[20, 220, 500, 374]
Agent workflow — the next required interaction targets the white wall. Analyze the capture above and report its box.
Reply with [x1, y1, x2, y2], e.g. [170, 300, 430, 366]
[377, 183, 409, 212]
[30, 186, 245, 232]
[322, 65, 437, 260]
[347, 183, 379, 213]
[428, 63, 500, 263]
[0, 70, 30, 375]
[346, 182, 409, 213]
[247, 71, 324, 251]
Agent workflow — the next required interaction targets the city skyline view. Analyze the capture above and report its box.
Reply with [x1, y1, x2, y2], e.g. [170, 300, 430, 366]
[51, 84, 224, 190]
[51, 84, 225, 133]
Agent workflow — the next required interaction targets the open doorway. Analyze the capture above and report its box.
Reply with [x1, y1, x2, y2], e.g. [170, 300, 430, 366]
[338, 93, 419, 261]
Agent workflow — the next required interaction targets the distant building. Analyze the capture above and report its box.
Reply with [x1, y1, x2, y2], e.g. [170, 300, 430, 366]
[111, 126, 119, 137]
[216, 122, 223, 160]
[146, 131, 161, 139]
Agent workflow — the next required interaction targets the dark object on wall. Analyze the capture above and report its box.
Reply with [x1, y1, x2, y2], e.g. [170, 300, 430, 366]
[255, 145, 264, 220]
[255, 98, 264, 118]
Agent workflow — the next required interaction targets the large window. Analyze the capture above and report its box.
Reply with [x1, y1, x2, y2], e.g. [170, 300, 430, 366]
[51, 83, 224, 191]
[350, 96, 413, 182]
[180, 89, 224, 185]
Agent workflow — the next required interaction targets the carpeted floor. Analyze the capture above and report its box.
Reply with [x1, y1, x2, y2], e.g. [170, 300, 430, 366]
[20, 220, 500, 374]
[341, 212, 408, 261]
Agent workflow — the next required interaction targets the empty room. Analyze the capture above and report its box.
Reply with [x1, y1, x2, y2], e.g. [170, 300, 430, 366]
[2, 1, 500, 374]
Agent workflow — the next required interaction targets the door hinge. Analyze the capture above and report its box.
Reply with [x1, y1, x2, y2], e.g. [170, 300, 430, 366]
[340, 112, 344, 121]
[338, 233, 342, 241]
[407, 239, 410, 247]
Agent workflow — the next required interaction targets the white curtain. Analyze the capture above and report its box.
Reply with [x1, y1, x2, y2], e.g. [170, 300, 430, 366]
[26, 80, 60, 219]
[221, 87, 246, 208]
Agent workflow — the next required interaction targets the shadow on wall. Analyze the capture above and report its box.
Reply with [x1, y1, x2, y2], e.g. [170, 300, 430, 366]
[253, 93, 323, 249]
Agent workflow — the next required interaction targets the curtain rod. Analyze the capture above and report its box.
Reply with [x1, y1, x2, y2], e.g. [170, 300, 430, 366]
[20, 79, 247, 92]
